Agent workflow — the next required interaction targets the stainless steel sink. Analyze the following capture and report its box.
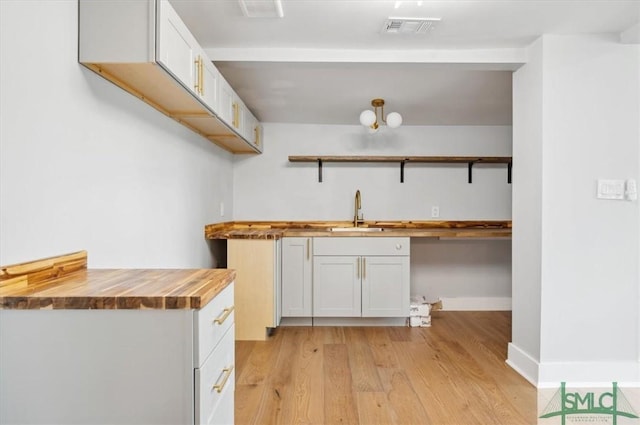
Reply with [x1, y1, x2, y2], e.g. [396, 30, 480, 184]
[329, 227, 385, 232]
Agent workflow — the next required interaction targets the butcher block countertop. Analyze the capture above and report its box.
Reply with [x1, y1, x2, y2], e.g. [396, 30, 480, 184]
[0, 251, 235, 310]
[204, 220, 512, 240]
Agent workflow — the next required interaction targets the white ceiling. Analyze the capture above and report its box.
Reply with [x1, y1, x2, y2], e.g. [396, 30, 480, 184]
[170, 0, 640, 125]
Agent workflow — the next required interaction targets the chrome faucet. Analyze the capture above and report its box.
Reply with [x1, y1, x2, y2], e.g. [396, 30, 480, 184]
[354, 190, 364, 227]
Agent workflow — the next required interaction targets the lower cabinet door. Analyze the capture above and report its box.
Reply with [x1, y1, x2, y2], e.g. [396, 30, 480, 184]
[195, 325, 235, 425]
[361, 256, 410, 317]
[281, 237, 312, 317]
[313, 256, 361, 317]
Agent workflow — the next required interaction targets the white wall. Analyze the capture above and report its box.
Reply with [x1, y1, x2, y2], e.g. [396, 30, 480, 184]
[539, 34, 639, 383]
[234, 123, 513, 303]
[0, 1, 233, 268]
[234, 123, 512, 220]
[510, 34, 640, 386]
[410, 238, 512, 303]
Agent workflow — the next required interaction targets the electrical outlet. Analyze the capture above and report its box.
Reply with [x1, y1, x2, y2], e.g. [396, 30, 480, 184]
[431, 206, 440, 218]
[220, 201, 225, 217]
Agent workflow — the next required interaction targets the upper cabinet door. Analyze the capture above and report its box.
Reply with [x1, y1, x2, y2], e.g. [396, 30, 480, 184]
[217, 76, 235, 128]
[157, 0, 197, 93]
[243, 110, 262, 151]
[200, 58, 220, 112]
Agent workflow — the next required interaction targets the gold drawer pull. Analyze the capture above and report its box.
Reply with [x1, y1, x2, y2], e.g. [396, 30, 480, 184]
[213, 306, 234, 325]
[212, 365, 234, 393]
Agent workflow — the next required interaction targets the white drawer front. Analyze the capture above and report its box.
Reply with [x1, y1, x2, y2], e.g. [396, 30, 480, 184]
[313, 237, 410, 256]
[195, 325, 235, 425]
[194, 282, 234, 367]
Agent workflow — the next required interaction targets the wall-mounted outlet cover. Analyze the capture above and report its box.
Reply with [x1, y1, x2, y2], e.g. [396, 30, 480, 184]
[597, 179, 625, 200]
[431, 206, 440, 218]
[626, 179, 637, 201]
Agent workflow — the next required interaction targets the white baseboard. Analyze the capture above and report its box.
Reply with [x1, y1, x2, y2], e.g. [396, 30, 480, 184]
[506, 343, 539, 386]
[440, 296, 512, 311]
[506, 344, 640, 388]
[279, 317, 407, 327]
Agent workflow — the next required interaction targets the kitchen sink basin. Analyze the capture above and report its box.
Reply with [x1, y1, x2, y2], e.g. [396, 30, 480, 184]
[329, 227, 385, 232]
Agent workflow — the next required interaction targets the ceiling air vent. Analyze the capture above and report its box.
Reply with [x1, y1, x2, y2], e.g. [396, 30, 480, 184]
[238, 0, 284, 18]
[382, 17, 440, 34]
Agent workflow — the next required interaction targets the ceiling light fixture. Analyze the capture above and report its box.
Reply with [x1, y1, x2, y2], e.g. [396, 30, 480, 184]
[359, 98, 402, 133]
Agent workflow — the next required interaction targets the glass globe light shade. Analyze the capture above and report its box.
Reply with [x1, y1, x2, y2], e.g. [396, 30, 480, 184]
[386, 112, 403, 128]
[359, 110, 377, 127]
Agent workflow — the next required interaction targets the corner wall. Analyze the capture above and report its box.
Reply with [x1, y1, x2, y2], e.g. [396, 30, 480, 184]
[538, 34, 639, 385]
[510, 34, 640, 386]
[509, 37, 544, 383]
[0, 1, 233, 268]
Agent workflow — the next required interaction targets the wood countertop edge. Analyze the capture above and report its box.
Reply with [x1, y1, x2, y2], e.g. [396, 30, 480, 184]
[0, 269, 236, 311]
[204, 220, 512, 240]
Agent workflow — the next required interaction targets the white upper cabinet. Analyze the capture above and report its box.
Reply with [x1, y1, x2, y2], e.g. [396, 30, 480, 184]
[244, 110, 263, 152]
[78, 0, 261, 154]
[217, 75, 235, 128]
[157, 0, 197, 92]
[200, 57, 220, 111]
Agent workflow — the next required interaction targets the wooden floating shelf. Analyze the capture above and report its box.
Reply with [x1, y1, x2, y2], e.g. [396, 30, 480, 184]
[288, 155, 513, 183]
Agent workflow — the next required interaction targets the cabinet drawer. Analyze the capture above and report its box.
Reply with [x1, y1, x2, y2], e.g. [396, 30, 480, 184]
[194, 282, 234, 367]
[313, 237, 410, 256]
[195, 325, 235, 425]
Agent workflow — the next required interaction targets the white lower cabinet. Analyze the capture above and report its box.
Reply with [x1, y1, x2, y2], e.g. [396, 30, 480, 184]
[0, 283, 235, 425]
[312, 237, 410, 318]
[195, 325, 235, 425]
[313, 255, 361, 316]
[281, 237, 313, 317]
[195, 283, 236, 425]
[361, 255, 410, 316]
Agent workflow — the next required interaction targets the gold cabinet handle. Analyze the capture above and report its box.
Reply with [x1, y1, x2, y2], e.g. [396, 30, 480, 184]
[212, 365, 234, 393]
[356, 257, 360, 279]
[194, 56, 200, 94]
[199, 57, 204, 95]
[363, 257, 366, 279]
[306, 238, 310, 260]
[254, 126, 260, 146]
[232, 103, 239, 128]
[213, 306, 234, 325]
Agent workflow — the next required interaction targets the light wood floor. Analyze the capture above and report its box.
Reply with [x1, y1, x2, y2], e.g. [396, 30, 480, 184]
[235, 311, 536, 425]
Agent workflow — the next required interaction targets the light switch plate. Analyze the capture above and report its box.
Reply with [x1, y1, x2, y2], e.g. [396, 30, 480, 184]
[626, 179, 637, 201]
[597, 179, 625, 200]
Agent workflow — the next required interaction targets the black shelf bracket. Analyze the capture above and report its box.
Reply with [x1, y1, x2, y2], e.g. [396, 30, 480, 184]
[508, 161, 512, 184]
[400, 160, 406, 183]
[468, 162, 474, 183]
[318, 159, 323, 182]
